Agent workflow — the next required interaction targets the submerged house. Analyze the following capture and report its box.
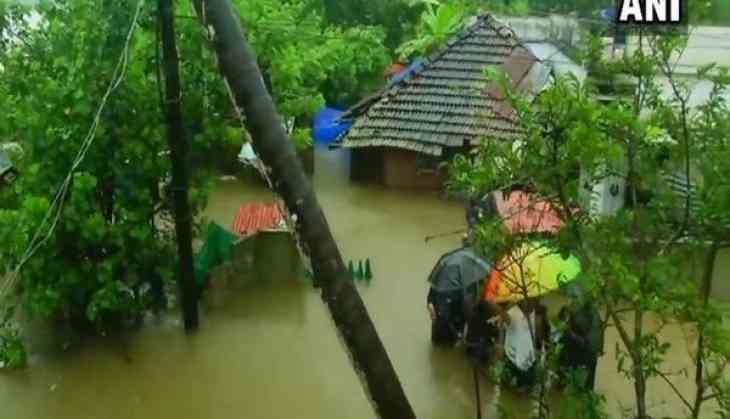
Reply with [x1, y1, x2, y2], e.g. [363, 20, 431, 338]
[336, 14, 584, 189]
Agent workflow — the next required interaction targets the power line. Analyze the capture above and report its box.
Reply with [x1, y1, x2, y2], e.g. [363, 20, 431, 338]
[0, 0, 145, 299]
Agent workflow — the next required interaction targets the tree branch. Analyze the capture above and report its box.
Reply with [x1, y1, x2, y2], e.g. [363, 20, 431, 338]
[702, 392, 719, 402]
[656, 369, 694, 412]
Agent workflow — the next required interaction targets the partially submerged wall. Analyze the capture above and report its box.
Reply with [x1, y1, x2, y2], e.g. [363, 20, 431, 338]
[204, 231, 304, 307]
[382, 149, 443, 190]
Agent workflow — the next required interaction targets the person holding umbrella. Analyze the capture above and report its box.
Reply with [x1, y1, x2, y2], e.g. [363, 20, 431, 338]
[427, 247, 491, 346]
[481, 241, 581, 389]
[501, 298, 539, 389]
[557, 302, 603, 391]
[464, 300, 504, 364]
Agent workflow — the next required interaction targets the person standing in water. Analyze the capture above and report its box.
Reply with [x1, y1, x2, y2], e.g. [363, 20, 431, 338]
[427, 287, 466, 346]
[558, 303, 603, 390]
[465, 300, 503, 363]
[502, 298, 539, 389]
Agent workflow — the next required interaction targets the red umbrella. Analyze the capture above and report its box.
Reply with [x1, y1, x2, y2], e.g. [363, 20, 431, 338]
[493, 190, 563, 234]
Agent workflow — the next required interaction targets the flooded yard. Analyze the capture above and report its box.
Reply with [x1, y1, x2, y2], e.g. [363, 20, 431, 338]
[1, 146, 727, 419]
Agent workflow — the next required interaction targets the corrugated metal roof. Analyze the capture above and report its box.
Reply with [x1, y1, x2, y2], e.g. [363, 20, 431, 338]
[660, 171, 730, 237]
[232, 202, 285, 236]
[524, 42, 587, 82]
[339, 14, 560, 156]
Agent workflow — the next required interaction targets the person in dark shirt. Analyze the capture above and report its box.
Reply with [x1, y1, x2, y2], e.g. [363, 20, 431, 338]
[465, 300, 502, 363]
[427, 288, 466, 346]
[558, 304, 602, 390]
[465, 193, 497, 244]
[534, 303, 551, 353]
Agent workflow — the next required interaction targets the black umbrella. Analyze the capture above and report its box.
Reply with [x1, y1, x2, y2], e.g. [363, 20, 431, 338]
[428, 247, 491, 293]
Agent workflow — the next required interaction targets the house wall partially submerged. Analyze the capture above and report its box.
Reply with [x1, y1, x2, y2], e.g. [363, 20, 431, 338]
[383, 149, 444, 189]
[350, 147, 445, 190]
[350, 147, 383, 183]
[203, 231, 304, 308]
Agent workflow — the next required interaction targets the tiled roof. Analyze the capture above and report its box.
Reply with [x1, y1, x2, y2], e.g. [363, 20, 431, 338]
[339, 14, 552, 156]
[232, 202, 285, 236]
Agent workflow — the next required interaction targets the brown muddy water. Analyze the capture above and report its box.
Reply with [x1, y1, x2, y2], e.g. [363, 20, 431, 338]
[1, 147, 728, 419]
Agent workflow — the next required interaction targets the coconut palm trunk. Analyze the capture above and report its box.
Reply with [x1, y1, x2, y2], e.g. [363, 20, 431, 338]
[190, 1, 416, 418]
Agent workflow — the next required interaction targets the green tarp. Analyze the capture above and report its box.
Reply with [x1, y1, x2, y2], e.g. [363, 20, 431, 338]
[194, 222, 239, 287]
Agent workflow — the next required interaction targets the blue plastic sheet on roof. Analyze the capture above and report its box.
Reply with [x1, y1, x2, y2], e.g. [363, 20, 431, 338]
[312, 106, 352, 144]
[388, 57, 426, 87]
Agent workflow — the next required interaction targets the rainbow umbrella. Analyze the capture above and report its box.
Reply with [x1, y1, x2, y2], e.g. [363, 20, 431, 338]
[483, 242, 580, 303]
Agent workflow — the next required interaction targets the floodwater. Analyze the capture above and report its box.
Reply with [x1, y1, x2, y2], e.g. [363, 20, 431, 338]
[1, 146, 728, 419]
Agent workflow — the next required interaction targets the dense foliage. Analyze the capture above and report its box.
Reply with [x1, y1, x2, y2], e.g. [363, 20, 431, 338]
[319, 0, 422, 50]
[0, 0, 393, 366]
[449, 29, 730, 419]
[396, 0, 466, 59]
[236, 0, 390, 117]
[0, 1, 196, 344]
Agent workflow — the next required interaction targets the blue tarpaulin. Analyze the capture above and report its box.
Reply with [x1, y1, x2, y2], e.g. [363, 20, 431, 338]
[388, 57, 426, 87]
[312, 106, 352, 144]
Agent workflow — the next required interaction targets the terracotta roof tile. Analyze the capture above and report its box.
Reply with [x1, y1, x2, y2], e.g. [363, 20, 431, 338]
[232, 201, 284, 236]
[339, 14, 548, 156]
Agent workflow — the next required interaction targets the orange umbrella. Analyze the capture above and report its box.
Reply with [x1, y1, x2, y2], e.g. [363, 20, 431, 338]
[482, 242, 580, 303]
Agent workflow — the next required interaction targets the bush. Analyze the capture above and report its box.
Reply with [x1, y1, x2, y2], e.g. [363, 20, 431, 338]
[0, 307, 27, 369]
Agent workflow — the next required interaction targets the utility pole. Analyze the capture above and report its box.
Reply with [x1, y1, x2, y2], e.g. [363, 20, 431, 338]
[159, 0, 199, 331]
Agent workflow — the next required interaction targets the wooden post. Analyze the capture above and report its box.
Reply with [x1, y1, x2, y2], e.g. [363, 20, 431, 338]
[159, 0, 199, 331]
[190, 1, 416, 417]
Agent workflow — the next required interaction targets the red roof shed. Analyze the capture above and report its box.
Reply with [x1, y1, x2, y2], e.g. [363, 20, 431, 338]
[232, 201, 285, 236]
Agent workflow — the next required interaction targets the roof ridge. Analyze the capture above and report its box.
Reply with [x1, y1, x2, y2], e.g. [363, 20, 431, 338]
[337, 13, 530, 151]
[482, 14, 519, 42]
[377, 13, 516, 100]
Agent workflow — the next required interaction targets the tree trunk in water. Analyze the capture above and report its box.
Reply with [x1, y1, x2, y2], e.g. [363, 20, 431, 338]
[190, 1, 416, 418]
[691, 243, 719, 419]
[634, 306, 647, 419]
[159, 0, 199, 331]
[634, 376, 647, 419]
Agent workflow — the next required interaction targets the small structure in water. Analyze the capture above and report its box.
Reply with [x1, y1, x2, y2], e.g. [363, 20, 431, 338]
[232, 201, 287, 237]
[200, 200, 304, 307]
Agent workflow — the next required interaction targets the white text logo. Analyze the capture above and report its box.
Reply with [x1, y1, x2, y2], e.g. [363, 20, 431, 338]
[617, 0, 683, 24]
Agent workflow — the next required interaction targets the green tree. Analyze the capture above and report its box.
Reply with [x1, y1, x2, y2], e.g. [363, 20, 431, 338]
[449, 30, 730, 419]
[0, 0, 206, 340]
[394, 0, 533, 61]
[227, 0, 390, 145]
[0, 0, 394, 365]
[396, 0, 466, 59]
[319, 0, 422, 51]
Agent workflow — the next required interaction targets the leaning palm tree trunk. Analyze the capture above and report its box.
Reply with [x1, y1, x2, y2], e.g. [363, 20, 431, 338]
[190, 1, 416, 418]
